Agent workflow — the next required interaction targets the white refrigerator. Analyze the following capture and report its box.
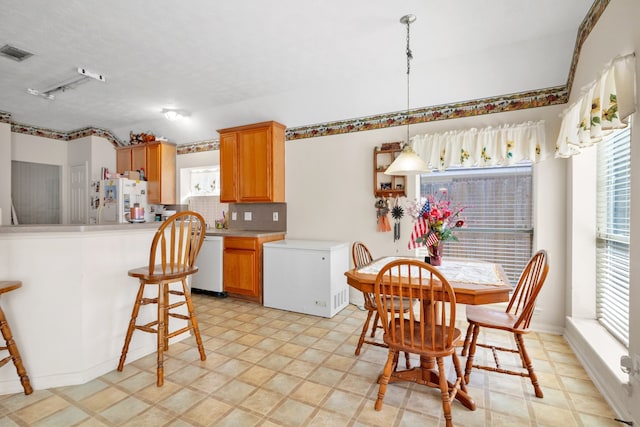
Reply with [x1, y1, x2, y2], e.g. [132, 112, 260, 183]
[263, 239, 349, 318]
[93, 178, 152, 224]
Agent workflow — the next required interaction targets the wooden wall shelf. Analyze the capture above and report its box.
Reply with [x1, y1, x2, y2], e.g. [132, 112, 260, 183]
[373, 147, 406, 198]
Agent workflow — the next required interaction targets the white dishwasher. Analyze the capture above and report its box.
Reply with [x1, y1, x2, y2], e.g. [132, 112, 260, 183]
[263, 239, 349, 318]
[191, 235, 226, 297]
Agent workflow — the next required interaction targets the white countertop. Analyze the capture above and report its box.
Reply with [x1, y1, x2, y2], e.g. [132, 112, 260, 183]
[263, 239, 348, 250]
[0, 223, 160, 233]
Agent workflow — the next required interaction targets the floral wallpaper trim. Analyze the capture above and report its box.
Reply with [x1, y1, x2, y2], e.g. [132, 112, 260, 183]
[285, 86, 567, 141]
[176, 140, 220, 155]
[0, 111, 12, 124]
[565, 0, 610, 97]
[6, 115, 124, 147]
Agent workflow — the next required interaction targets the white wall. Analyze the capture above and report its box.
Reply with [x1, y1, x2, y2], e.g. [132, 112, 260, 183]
[286, 104, 567, 334]
[563, 0, 640, 423]
[91, 136, 116, 181]
[0, 123, 10, 225]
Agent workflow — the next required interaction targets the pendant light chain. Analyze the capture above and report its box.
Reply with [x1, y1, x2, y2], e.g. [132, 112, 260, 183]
[405, 16, 414, 146]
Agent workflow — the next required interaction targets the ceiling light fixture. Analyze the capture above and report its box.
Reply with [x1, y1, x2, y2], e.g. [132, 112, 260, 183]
[27, 67, 105, 101]
[162, 108, 190, 121]
[385, 14, 430, 176]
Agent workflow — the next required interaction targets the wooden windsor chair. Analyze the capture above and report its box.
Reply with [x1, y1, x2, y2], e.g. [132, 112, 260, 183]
[351, 242, 411, 369]
[373, 259, 466, 427]
[117, 211, 207, 386]
[461, 250, 549, 398]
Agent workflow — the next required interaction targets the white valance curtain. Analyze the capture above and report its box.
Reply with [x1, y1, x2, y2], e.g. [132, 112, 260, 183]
[556, 53, 636, 158]
[412, 120, 546, 171]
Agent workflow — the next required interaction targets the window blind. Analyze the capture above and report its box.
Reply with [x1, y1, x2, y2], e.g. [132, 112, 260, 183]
[419, 165, 533, 283]
[596, 126, 630, 347]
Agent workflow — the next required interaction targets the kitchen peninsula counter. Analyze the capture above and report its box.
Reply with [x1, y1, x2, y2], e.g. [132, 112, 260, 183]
[0, 222, 160, 233]
[0, 223, 185, 394]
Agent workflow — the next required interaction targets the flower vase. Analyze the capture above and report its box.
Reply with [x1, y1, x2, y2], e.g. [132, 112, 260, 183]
[429, 243, 444, 266]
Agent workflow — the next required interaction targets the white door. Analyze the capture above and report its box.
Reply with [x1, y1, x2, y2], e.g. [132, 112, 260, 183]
[70, 163, 88, 224]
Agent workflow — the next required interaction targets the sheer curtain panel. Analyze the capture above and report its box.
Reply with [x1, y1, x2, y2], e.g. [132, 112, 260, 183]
[556, 53, 636, 158]
[413, 121, 546, 171]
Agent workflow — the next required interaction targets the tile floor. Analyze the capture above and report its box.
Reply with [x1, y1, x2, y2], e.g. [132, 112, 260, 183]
[0, 294, 620, 426]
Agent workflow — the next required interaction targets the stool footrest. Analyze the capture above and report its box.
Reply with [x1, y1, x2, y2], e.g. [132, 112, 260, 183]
[0, 355, 11, 368]
[168, 301, 186, 310]
[169, 313, 189, 321]
[167, 325, 191, 340]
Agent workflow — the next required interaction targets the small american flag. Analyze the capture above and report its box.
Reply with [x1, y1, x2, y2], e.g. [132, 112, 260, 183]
[408, 216, 428, 249]
[424, 230, 440, 247]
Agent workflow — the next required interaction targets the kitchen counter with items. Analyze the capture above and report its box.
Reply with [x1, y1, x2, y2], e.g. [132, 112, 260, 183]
[205, 229, 286, 238]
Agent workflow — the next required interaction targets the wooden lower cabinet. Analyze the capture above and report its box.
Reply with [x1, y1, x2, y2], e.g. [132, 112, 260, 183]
[223, 234, 284, 303]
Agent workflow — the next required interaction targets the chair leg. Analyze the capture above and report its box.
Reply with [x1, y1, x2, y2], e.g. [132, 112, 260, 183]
[461, 322, 474, 356]
[370, 312, 380, 337]
[452, 351, 466, 393]
[374, 349, 397, 411]
[156, 282, 166, 387]
[436, 357, 453, 427]
[181, 279, 206, 361]
[355, 309, 375, 356]
[515, 333, 543, 398]
[0, 306, 32, 395]
[404, 352, 411, 369]
[464, 323, 479, 383]
[118, 282, 146, 372]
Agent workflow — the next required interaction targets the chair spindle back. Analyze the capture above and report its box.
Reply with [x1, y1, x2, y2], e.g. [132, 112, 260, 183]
[507, 250, 549, 330]
[374, 259, 457, 354]
[148, 211, 206, 276]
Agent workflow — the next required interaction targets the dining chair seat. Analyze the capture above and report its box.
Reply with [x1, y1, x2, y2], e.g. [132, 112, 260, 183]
[117, 211, 207, 387]
[388, 319, 462, 356]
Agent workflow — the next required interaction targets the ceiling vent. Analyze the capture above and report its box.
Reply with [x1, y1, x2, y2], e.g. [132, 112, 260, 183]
[0, 44, 34, 62]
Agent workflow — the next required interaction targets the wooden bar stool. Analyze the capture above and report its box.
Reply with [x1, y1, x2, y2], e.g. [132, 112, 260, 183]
[0, 281, 33, 395]
[117, 211, 207, 386]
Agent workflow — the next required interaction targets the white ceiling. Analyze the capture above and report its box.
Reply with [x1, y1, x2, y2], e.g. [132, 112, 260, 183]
[0, 0, 594, 145]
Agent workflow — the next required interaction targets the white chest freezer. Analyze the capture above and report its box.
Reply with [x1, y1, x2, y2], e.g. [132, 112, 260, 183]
[263, 239, 349, 318]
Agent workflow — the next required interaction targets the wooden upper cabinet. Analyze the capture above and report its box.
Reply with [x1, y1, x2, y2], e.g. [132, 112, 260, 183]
[115, 145, 147, 174]
[219, 132, 238, 203]
[131, 145, 146, 172]
[218, 121, 286, 203]
[146, 141, 176, 205]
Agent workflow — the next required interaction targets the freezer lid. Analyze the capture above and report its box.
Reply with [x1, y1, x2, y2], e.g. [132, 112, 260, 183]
[262, 239, 349, 251]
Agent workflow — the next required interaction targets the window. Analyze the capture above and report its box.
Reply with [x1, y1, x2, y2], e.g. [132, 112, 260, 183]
[189, 167, 220, 196]
[420, 165, 533, 283]
[596, 126, 630, 347]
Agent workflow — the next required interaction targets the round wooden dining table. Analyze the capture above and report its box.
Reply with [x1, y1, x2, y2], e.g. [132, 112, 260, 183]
[344, 256, 512, 411]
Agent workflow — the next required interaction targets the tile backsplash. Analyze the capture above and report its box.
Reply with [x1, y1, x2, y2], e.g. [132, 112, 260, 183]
[227, 202, 287, 232]
[188, 196, 229, 228]
[187, 198, 286, 232]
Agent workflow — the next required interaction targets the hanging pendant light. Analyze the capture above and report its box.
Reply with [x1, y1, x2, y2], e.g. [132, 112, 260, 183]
[385, 14, 430, 176]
